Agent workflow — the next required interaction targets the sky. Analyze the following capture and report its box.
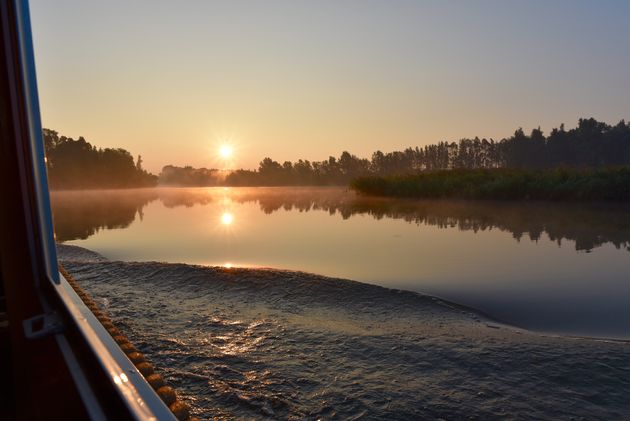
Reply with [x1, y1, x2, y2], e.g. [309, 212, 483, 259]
[30, 0, 630, 173]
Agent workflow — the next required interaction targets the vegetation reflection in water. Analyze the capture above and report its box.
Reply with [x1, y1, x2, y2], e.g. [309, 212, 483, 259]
[51, 186, 630, 252]
[50, 187, 630, 337]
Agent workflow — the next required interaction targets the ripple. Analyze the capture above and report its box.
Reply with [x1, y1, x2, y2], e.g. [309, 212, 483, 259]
[58, 248, 630, 420]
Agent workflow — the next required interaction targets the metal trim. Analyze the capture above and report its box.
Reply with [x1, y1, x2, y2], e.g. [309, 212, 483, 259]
[55, 271, 176, 420]
[13, 0, 59, 284]
[11, 0, 178, 418]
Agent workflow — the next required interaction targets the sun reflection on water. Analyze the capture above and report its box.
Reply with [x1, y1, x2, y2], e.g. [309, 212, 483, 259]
[221, 212, 234, 225]
[206, 316, 269, 357]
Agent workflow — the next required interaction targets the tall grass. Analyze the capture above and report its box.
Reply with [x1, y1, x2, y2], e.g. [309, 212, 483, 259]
[350, 168, 630, 201]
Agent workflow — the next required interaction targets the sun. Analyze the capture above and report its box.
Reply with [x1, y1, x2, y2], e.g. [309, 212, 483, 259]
[219, 145, 233, 159]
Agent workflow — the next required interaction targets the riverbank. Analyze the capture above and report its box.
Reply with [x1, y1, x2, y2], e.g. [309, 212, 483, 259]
[351, 167, 630, 201]
[57, 244, 630, 419]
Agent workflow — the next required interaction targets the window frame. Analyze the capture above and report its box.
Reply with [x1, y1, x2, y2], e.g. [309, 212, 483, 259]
[0, 1, 176, 419]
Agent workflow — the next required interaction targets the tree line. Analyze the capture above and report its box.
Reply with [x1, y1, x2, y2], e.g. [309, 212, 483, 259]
[44, 117, 630, 188]
[43, 129, 157, 189]
[225, 118, 630, 186]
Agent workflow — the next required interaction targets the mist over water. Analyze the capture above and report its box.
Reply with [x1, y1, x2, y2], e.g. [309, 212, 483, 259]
[52, 187, 630, 338]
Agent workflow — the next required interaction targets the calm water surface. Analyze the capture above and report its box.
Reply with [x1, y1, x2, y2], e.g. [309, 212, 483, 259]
[52, 187, 630, 339]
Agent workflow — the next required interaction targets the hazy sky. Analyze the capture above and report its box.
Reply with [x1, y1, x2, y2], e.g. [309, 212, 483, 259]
[30, 0, 630, 172]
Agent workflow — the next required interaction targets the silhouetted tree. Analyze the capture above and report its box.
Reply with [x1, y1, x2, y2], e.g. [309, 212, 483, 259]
[43, 129, 158, 189]
[224, 118, 630, 185]
[52, 118, 629, 188]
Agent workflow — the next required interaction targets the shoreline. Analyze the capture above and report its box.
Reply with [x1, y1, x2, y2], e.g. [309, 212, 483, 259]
[51, 182, 630, 202]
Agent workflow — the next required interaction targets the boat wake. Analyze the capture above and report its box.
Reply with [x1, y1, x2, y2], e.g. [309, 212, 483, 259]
[58, 244, 629, 420]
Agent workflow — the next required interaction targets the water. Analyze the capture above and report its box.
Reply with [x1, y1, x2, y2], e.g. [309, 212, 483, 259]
[51, 186, 630, 339]
[60, 252, 630, 420]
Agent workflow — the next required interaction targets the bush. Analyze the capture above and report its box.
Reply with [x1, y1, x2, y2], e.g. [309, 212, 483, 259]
[350, 168, 630, 201]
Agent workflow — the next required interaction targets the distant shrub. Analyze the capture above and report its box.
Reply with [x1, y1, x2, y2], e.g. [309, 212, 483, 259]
[350, 168, 630, 201]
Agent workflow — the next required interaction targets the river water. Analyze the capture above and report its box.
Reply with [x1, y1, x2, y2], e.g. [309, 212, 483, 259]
[51, 186, 630, 339]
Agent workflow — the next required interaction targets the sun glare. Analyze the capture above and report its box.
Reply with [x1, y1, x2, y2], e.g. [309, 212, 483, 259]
[219, 145, 233, 158]
[221, 212, 234, 225]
